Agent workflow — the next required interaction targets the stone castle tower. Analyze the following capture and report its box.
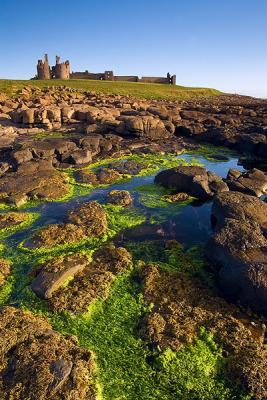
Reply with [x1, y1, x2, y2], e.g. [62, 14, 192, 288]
[37, 54, 50, 80]
[52, 55, 70, 79]
[36, 54, 70, 80]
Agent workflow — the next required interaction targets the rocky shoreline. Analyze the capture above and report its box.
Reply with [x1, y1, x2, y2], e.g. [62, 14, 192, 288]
[0, 86, 267, 399]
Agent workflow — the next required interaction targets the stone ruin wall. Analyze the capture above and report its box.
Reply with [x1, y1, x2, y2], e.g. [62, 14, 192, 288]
[37, 54, 176, 84]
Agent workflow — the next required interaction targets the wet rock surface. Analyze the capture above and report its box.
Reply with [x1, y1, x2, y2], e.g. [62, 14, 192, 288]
[29, 200, 107, 248]
[0, 306, 96, 400]
[140, 264, 267, 399]
[155, 165, 229, 200]
[207, 191, 267, 315]
[31, 254, 89, 299]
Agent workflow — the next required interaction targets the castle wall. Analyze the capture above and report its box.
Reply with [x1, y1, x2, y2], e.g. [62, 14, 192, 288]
[70, 71, 105, 80]
[139, 77, 169, 84]
[114, 76, 139, 82]
[36, 55, 176, 84]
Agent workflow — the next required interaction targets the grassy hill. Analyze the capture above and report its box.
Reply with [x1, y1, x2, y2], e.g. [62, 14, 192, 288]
[0, 79, 221, 101]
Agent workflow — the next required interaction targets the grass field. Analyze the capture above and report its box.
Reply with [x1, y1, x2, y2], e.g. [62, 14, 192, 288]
[0, 79, 221, 100]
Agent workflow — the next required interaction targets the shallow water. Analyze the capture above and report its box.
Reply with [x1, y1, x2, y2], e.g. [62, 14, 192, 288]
[9, 148, 244, 247]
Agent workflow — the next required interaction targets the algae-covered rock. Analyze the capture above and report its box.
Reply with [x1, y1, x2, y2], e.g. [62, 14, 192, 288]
[139, 264, 267, 399]
[0, 306, 96, 400]
[47, 244, 132, 313]
[76, 167, 121, 186]
[162, 192, 189, 202]
[107, 190, 133, 206]
[0, 258, 11, 285]
[0, 212, 28, 230]
[0, 160, 70, 205]
[31, 254, 88, 299]
[109, 160, 148, 175]
[28, 201, 107, 248]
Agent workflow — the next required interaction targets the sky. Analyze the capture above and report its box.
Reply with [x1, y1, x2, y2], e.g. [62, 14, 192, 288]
[1, 0, 267, 97]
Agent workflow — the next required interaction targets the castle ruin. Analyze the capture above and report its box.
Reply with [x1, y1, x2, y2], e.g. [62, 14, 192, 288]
[36, 54, 176, 84]
[37, 54, 70, 80]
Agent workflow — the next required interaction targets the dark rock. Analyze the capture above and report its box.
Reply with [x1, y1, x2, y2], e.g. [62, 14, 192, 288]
[226, 168, 267, 197]
[155, 165, 229, 200]
[206, 191, 267, 316]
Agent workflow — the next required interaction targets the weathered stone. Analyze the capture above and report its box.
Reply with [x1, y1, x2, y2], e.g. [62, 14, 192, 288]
[155, 166, 229, 200]
[226, 168, 267, 197]
[206, 191, 267, 316]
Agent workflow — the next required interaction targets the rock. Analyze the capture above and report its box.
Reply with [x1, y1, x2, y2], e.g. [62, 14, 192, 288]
[226, 168, 267, 197]
[155, 166, 229, 200]
[68, 201, 107, 236]
[0, 160, 70, 205]
[97, 168, 121, 184]
[107, 190, 132, 206]
[0, 212, 28, 230]
[162, 192, 189, 202]
[29, 201, 107, 248]
[0, 306, 95, 399]
[69, 149, 92, 165]
[48, 244, 132, 313]
[12, 148, 33, 165]
[139, 264, 267, 398]
[109, 160, 147, 175]
[206, 191, 267, 315]
[118, 115, 171, 139]
[31, 254, 88, 299]
[29, 223, 86, 248]
[0, 258, 11, 285]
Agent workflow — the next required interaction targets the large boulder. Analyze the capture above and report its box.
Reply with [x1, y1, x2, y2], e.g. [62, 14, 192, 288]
[118, 115, 171, 139]
[155, 165, 229, 200]
[206, 191, 267, 315]
[226, 168, 267, 197]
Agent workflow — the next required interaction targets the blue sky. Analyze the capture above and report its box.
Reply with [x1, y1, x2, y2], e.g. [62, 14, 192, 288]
[1, 0, 267, 97]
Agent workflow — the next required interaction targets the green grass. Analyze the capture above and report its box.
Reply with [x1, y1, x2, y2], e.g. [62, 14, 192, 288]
[0, 79, 221, 100]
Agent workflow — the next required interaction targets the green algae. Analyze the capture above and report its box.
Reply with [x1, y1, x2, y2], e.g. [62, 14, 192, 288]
[0, 149, 253, 399]
[184, 144, 238, 163]
[0, 212, 39, 239]
[49, 271, 248, 400]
